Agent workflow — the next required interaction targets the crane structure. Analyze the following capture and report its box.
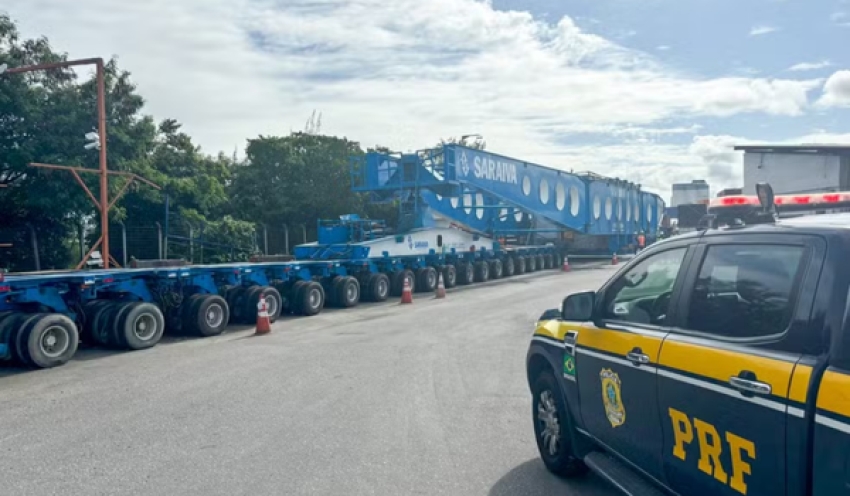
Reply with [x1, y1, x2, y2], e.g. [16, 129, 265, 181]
[351, 144, 665, 255]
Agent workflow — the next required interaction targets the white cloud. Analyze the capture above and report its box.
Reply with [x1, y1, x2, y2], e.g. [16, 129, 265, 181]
[817, 71, 850, 107]
[788, 60, 832, 72]
[749, 25, 779, 36]
[0, 0, 832, 198]
[656, 45, 671, 51]
[831, 12, 848, 21]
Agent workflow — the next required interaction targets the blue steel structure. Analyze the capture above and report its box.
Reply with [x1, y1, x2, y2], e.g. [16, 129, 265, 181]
[351, 144, 665, 254]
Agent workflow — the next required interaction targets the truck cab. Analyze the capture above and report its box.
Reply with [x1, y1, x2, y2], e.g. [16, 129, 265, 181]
[526, 184, 850, 495]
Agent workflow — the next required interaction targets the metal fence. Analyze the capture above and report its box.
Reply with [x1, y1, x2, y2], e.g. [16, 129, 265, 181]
[1, 218, 320, 272]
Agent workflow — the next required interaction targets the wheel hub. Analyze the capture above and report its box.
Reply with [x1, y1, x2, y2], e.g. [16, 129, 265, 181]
[538, 390, 561, 456]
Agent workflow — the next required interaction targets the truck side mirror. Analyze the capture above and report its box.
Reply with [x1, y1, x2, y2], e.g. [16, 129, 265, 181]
[562, 291, 595, 321]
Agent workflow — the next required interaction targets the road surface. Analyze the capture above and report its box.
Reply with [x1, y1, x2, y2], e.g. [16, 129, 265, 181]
[0, 266, 620, 496]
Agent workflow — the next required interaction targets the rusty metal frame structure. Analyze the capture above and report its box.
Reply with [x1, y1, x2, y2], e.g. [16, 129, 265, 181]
[1, 57, 159, 269]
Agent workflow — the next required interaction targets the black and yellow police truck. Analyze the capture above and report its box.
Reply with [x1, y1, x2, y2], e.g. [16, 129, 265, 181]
[526, 183, 850, 496]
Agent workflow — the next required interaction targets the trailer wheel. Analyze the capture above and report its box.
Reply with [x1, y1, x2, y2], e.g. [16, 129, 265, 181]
[538, 254, 547, 270]
[300, 281, 325, 316]
[188, 295, 230, 337]
[516, 256, 527, 274]
[391, 270, 414, 296]
[289, 281, 309, 314]
[225, 286, 246, 323]
[367, 273, 390, 302]
[335, 276, 360, 308]
[7, 313, 41, 365]
[81, 300, 109, 344]
[457, 263, 474, 285]
[0, 313, 25, 359]
[490, 259, 504, 279]
[553, 253, 564, 269]
[474, 261, 490, 283]
[545, 254, 554, 269]
[257, 287, 283, 323]
[117, 302, 165, 350]
[20, 314, 79, 369]
[528, 255, 538, 272]
[504, 257, 516, 277]
[107, 302, 139, 348]
[416, 267, 438, 293]
[442, 265, 457, 288]
[326, 276, 344, 306]
[228, 286, 253, 324]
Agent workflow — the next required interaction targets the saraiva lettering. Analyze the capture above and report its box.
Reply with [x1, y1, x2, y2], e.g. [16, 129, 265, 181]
[473, 156, 518, 184]
[669, 407, 756, 495]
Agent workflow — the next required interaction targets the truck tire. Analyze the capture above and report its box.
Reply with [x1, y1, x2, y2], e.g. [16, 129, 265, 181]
[366, 273, 390, 302]
[504, 257, 516, 277]
[82, 300, 111, 344]
[10, 313, 44, 366]
[118, 302, 165, 350]
[553, 253, 564, 270]
[228, 286, 253, 324]
[538, 255, 547, 270]
[0, 313, 28, 360]
[244, 286, 282, 323]
[288, 281, 309, 314]
[336, 276, 360, 308]
[528, 255, 538, 272]
[18, 313, 79, 369]
[545, 254, 554, 269]
[416, 267, 438, 293]
[532, 371, 588, 478]
[391, 270, 415, 296]
[442, 265, 457, 288]
[326, 277, 343, 306]
[490, 259, 504, 279]
[187, 294, 229, 337]
[516, 256, 527, 275]
[300, 281, 325, 316]
[474, 261, 490, 282]
[457, 262, 474, 285]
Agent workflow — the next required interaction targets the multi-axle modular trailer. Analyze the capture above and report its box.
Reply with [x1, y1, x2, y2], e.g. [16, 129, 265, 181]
[0, 218, 561, 369]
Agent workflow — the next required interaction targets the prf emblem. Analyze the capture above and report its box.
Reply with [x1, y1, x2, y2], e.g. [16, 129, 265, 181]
[600, 368, 625, 427]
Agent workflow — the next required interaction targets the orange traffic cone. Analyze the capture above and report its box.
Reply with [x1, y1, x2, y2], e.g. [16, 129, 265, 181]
[435, 272, 446, 299]
[400, 276, 414, 304]
[611, 253, 618, 265]
[562, 256, 570, 272]
[255, 296, 271, 335]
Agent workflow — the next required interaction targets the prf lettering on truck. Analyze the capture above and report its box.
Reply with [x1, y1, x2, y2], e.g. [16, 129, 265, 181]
[669, 407, 756, 495]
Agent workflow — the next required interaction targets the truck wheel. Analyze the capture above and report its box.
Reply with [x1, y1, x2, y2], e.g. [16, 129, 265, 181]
[246, 286, 282, 323]
[288, 281, 309, 315]
[457, 262, 474, 285]
[416, 267, 438, 292]
[391, 270, 415, 296]
[228, 286, 253, 324]
[10, 313, 44, 366]
[193, 295, 229, 337]
[505, 257, 516, 277]
[107, 302, 138, 348]
[545, 254, 554, 269]
[19, 314, 79, 369]
[442, 265, 457, 288]
[326, 277, 343, 306]
[0, 313, 27, 360]
[367, 273, 390, 302]
[532, 371, 588, 478]
[490, 259, 504, 279]
[528, 255, 538, 272]
[474, 261, 490, 282]
[81, 300, 109, 343]
[517, 256, 527, 274]
[336, 276, 360, 308]
[538, 255, 547, 270]
[118, 302, 165, 350]
[553, 253, 564, 269]
[300, 281, 325, 316]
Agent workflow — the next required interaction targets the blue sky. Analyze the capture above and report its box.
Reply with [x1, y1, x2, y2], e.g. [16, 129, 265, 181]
[3, 0, 850, 201]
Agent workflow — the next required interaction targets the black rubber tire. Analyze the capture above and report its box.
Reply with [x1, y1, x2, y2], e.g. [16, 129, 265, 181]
[107, 302, 138, 348]
[442, 265, 457, 288]
[0, 313, 28, 359]
[326, 277, 343, 306]
[490, 259, 504, 279]
[229, 286, 254, 324]
[245, 286, 283, 323]
[545, 254, 554, 269]
[288, 280, 309, 315]
[505, 257, 516, 277]
[300, 281, 325, 316]
[336, 276, 360, 308]
[225, 286, 246, 323]
[391, 270, 415, 297]
[553, 253, 564, 270]
[10, 313, 44, 366]
[367, 273, 390, 302]
[532, 371, 589, 478]
[538, 255, 546, 270]
[19, 313, 79, 369]
[528, 255, 538, 272]
[118, 302, 165, 350]
[517, 256, 527, 274]
[239, 286, 264, 324]
[180, 295, 204, 335]
[416, 267, 438, 293]
[474, 261, 490, 283]
[189, 294, 230, 337]
[457, 262, 474, 285]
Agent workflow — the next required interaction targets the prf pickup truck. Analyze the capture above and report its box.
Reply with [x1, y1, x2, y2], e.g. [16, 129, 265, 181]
[526, 184, 850, 496]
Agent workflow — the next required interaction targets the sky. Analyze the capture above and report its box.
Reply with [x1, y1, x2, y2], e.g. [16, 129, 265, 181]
[2, 0, 850, 202]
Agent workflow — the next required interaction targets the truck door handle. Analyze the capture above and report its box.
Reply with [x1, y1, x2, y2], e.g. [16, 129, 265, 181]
[626, 352, 650, 365]
[729, 376, 772, 396]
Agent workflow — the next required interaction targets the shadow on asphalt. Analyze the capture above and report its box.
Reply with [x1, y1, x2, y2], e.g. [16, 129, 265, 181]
[489, 458, 618, 496]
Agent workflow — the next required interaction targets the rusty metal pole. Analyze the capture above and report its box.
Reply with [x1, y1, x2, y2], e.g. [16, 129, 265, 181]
[96, 60, 109, 268]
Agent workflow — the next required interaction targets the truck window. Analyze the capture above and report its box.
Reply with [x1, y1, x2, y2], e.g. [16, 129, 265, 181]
[686, 244, 805, 339]
[601, 248, 687, 326]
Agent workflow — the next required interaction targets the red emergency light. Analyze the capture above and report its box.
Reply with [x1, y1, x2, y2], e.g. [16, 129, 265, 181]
[709, 195, 761, 207]
[710, 191, 850, 210]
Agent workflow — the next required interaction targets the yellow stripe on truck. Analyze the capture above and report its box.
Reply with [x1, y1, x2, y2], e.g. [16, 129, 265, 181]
[815, 370, 850, 418]
[659, 340, 794, 400]
[576, 326, 664, 358]
[534, 320, 567, 341]
[788, 364, 812, 405]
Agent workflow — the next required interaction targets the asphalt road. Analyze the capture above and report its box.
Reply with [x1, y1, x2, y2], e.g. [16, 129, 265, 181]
[0, 266, 620, 496]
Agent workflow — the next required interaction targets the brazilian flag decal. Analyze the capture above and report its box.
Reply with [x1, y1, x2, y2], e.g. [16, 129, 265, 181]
[563, 355, 576, 377]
